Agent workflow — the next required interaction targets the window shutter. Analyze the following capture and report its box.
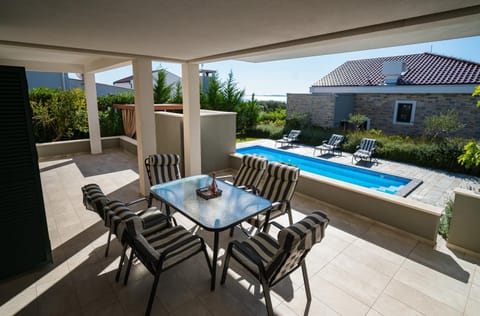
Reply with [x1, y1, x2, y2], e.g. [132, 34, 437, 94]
[0, 65, 52, 279]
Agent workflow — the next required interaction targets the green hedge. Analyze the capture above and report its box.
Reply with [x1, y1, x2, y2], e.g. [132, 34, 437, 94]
[342, 130, 477, 174]
[30, 89, 133, 142]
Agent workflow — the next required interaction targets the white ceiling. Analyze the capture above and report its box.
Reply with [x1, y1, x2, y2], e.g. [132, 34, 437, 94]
[1, 0, 479, 72]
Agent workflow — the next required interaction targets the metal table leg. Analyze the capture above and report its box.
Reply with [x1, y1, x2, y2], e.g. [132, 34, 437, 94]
[210, 231, 219, 291]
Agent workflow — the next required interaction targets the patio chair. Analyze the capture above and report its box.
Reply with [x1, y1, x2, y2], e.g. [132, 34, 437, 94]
[81, 183, 169, 257]
[220, 154, 268, 236]
[221, 211, 330, 316]
[220, 154, 268, 191]
[275, 129, 301, 148]
[313, 134, 345, 156]
[145, 153, 182, 207]
[352, 138, 377, 163]
[246, 162, 300, 232]
[121, 214, 212, 316]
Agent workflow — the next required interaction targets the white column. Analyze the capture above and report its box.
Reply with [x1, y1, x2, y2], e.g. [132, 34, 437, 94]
[84, 72, 102, 154]
[182, 63, 202, 176]
[133, 58, 156, 195]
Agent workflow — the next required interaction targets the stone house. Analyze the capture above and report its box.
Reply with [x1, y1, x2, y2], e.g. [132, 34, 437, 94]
[287, 53, 480, 138]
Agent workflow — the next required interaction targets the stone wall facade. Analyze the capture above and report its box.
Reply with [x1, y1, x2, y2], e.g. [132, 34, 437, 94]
[287, 93, 336, 127]
[355, 93, 480, 138]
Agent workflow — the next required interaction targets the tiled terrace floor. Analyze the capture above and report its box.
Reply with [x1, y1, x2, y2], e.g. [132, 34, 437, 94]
[1, 148, 480, 315]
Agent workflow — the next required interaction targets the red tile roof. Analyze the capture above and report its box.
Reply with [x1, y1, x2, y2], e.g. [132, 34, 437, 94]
[312, 53, 480, 87]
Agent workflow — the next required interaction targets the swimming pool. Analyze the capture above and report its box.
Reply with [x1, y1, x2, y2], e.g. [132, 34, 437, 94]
[236, 146, 421, 196]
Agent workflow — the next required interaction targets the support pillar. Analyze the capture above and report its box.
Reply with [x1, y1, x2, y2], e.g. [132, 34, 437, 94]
[133, 58, 156, 195]
[182, 63, 201, 176]
[84, 72, 102, 154]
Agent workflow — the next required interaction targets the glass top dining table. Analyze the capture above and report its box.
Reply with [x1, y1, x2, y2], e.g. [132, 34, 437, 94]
[150, 174, 272, 290]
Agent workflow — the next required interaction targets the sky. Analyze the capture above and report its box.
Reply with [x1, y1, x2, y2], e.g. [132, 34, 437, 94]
[95, 36, 480, 98]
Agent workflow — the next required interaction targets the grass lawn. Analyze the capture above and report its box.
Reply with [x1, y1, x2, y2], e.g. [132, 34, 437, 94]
[236, 137, 258, 142]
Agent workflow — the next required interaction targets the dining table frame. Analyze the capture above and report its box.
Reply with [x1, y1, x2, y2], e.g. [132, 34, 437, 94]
[150, 174, 272, 290]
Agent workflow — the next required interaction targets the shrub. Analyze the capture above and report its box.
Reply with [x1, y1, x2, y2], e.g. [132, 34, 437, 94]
[438, 198, 454, 239]
[97, 93, 133, 136]
[285, 112, 311, 130]
[30, 87, 88, 142]
[247, 124, 284, 139]
[424, 110, 465, 140]
[348, 113, 368, 130]
[258, 109, 286, 126]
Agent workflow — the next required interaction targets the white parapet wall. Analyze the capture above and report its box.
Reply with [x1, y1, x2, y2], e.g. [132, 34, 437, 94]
[447, 189, 480, 256]
[229, 153, 442, 244]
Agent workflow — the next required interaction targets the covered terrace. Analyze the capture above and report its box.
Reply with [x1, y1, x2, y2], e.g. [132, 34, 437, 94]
[1, 1, 480, 315]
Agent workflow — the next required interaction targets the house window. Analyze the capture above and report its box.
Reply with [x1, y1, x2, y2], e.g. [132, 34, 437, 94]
[393, 100, 416, 125]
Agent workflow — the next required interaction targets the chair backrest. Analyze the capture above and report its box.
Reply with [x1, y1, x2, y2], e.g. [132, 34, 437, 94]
[360, 138, 376, 152]
[328, 134, 345, 146]
[233, 154, 268, 188]
[287, 130, 301, 140]
[81, 183, 109, 220]
[145, 154, 181, 186]
[259, 162, 299, 213]
[266, 211, 329, 285]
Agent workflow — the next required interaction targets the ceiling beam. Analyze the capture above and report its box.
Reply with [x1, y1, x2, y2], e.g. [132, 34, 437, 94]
[0, 58, 84, 72]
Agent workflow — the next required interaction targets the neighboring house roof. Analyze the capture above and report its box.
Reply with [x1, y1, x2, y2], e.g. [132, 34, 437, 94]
[312, 53, 480, 87]
[113, 69, 181, 85]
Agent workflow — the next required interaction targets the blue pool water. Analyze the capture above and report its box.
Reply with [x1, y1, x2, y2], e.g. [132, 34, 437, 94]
[237, 146, 417, 195]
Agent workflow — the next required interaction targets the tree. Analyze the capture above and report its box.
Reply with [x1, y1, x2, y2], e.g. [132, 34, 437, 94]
[424, 110, 464, 140]
[458, 85, 480, 169]
[222, 70, 245, 112]
[170, 81, 183, 104]
[202, 72, 223, 110]
[236, 94, 260, 134]
[153, 68, 173, 103]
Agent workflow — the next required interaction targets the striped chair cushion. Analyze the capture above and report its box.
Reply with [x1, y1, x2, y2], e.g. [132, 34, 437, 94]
[145, 154, 181, 185]
[106, 203, 167, 245]
[269, 211, 329, 283]
[131, 225, 204, 270]
[328, 134, 344, 146]
[81, 184, 109, 219]
[258, 162, 299, 213]
[231, 232, 279, 275]
[277, 211, 329, 252]
[233, 154, 268, 188]
[360, 138, 376, 153]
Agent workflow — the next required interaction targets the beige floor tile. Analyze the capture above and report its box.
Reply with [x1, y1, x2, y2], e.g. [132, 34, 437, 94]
[400, 257, 471, 294]
[372, 293, 423, 316]
[366, 308, 383, 316]
[36, 276, 82, 316]
[342, 240, 404, 277]
[309, 274, 370, 315]
[384, 279, 462, 316]
[413, 241, 476, 278]
[280, 289, 340, 316]
[320, 255, 390, 305]
[469, 283, 480, 302]
[0, 286, 37, 316]
[80, 298, 127, 316]
[394, 264, 467, 312]
[465, 297, 480, 316]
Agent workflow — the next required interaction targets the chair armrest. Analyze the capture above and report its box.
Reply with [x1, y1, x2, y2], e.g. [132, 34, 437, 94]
[270, 221, 285, 230]
[125, 197, 148, 207]
[322, 140, 327, 144]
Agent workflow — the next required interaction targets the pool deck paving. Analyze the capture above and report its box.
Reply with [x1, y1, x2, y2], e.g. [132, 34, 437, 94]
[238, 139, 480, 209]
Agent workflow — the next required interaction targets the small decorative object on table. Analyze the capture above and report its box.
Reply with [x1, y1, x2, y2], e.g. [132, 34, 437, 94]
[196, 173, 222, 200]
